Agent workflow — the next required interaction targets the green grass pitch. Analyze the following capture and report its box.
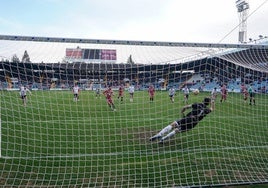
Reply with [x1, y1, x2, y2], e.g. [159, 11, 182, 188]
[1, 90, 268, 187]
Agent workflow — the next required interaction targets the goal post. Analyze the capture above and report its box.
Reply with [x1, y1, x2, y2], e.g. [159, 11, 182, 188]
[0, 35, 268, 187]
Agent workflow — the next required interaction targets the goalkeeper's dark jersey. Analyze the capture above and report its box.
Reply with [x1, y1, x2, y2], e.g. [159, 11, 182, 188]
[176, 103, 211, 131]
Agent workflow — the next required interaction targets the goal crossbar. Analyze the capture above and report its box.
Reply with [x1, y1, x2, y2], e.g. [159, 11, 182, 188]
[0, 34, 267, 49]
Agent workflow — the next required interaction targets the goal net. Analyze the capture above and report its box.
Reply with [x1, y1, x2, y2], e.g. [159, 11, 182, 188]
[0, 35, 268, 187]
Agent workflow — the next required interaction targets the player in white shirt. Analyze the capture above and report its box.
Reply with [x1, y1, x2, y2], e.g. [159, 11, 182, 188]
[183, 86, 190, 104]
[168, 87, 176, 103]
[128, 85, 135, 102]
[211, 87, 218, 110]
[20, 85, 32, 106]
[72, 84, 80, 102]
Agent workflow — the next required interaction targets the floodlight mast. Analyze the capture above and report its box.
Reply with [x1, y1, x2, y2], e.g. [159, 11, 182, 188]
[236, 0, 249, 43]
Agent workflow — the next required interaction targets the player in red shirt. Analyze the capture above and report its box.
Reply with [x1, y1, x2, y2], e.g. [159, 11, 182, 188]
[220, 84, 227, 102]
[118, 85, 124, 103]
[103, 86, 116, 111]
[241, 84, 248, 103]
[148, 85, 155, 102]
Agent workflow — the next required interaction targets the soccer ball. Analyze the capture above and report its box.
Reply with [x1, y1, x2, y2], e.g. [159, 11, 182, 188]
[193, 89, 200, 95]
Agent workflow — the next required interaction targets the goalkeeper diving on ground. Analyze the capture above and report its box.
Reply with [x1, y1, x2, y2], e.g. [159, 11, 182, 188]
[149, 97, 214, 144]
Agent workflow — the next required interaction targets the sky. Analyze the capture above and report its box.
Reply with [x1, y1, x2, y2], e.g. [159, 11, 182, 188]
[0, 0, 268, 44]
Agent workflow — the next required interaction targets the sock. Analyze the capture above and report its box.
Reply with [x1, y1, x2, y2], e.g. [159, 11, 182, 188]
[161, 130, 176, 141]
[158, 125, 173, 137]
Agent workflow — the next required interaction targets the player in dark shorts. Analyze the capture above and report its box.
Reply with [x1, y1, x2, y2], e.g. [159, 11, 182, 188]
[20, 85, 32, 106]
[149, 97, 213, 143]
[118, 85, 124, 102]
[248, 85, 256, 105]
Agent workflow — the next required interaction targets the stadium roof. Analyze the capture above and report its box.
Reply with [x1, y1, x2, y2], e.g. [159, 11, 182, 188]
[0, 34, 267, 65]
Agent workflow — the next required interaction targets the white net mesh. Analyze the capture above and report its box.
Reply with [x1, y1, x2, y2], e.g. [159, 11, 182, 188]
[0, 35, 268, 187]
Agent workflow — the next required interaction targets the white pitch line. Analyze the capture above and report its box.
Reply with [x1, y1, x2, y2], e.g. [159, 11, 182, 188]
[2, 145, 268, 160]
[1, 115, 264, 125]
